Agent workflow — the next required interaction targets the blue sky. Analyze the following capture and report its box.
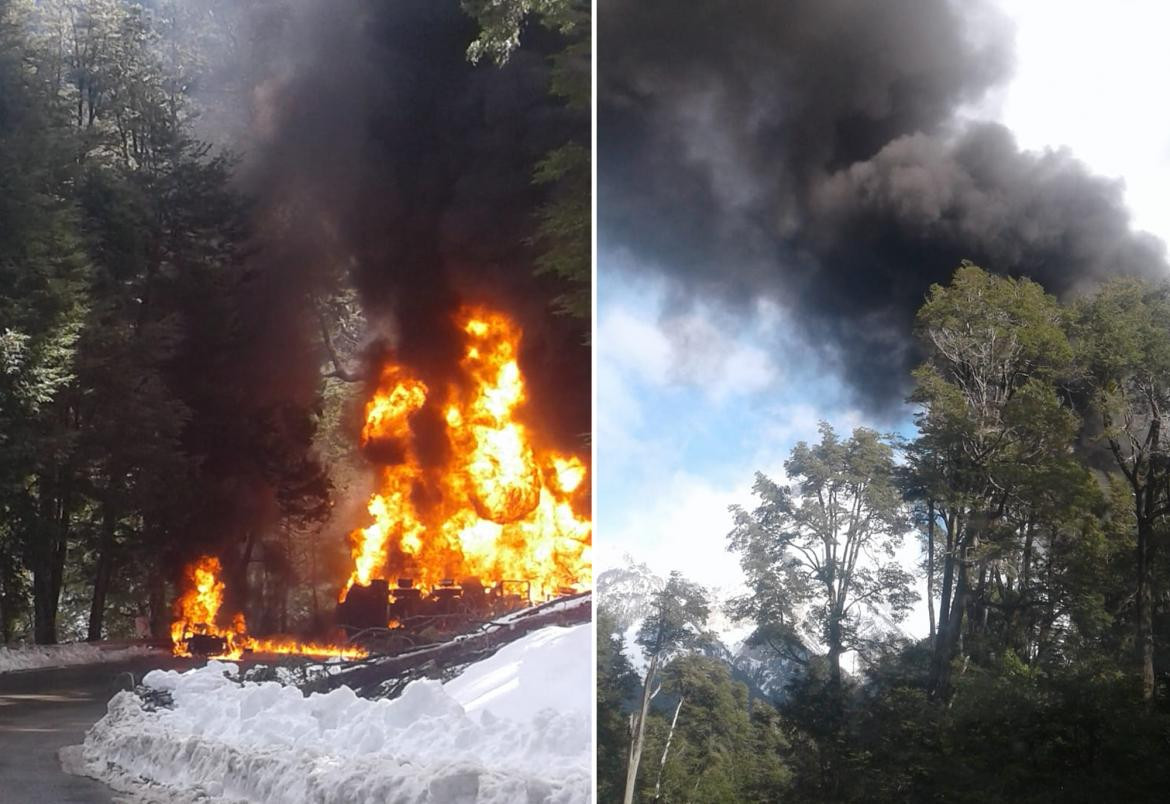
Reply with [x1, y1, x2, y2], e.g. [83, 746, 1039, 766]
[595, 259, 914, 591]
[596, 0, 1170, 641]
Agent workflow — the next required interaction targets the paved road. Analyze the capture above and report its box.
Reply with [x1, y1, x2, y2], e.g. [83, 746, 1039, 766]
[0, 654, 194, 804]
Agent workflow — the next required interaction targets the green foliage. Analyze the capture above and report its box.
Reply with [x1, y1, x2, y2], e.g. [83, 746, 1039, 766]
[461, 0, 584, 66]
[532, 141, 590, 322]
[0, 0, 327, 644]
[0, 3, 91, 432]
[637, 572, 711, 659]
[463, 0, 591, 331]
[643, 655, 789, 802]
[729, 424, 916, 686]
[597, 605, 639, 802]
[597, 264, 1170, 800]
[597, 632, 793, 803]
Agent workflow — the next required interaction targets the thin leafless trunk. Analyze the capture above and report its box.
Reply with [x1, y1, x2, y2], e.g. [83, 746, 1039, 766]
[652, 696, 684, 803]
[624, 651, 660, 804]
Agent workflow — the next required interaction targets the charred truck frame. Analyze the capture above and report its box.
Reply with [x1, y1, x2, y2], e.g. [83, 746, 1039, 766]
[337, 576, 559, 642]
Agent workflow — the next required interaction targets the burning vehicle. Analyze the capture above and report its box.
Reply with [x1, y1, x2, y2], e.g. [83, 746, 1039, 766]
[170, 307, 591, 660]
[335, 307, 591, 639]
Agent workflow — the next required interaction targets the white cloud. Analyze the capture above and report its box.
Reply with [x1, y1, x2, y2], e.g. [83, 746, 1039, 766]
[660, 311, 778, 401]
[756, 402, 868, 453]
[597, 307, 672, 384]
[596, 469, 751, 592]
[982, 0, 1170, 247]
[598, 293, 783, 406]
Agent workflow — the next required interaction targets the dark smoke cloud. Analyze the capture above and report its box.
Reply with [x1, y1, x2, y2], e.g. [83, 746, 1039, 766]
[171, 0, 586, 571]
[599, 0, 1167, 412]
[218, 0, 589, 446]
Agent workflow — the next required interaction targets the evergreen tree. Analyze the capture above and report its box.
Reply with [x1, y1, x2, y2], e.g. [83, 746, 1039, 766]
[1072, 278, 1170, 701]
[462, 0, 591, 331]
[598, 604, 640, 802]
[624, 572, 709, 804]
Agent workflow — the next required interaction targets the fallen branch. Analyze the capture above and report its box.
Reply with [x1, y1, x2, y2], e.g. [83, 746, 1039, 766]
[305, 592, 591, 696]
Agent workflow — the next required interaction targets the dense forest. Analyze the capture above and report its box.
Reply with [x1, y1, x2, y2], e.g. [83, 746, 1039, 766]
[600, 265, 1170, 802]
[0, 0, 588, 646]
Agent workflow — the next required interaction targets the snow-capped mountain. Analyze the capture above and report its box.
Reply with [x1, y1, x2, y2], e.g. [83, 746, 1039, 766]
[597, 558, 804, 700]
[595, 557, 665, 631]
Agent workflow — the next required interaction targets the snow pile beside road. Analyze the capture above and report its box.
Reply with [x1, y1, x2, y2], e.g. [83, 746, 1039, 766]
[66, 623, 591, 803]
[445, 621, 587, 721]
[0, 643, 161, 674]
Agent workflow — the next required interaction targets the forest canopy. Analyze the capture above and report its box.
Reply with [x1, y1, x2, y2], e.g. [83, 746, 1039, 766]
[600, 264, 1170, 803]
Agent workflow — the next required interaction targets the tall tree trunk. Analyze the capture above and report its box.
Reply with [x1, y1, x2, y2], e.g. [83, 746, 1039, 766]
[1137, 516, 1155, 701]
[87, 499, 117, 641]
[280, 522, 293, 633]
[652, 696, 684, 803]
[971, 557, 991, 661]
[936, 513, 958, 637]
[149, 564, 168, 639]
[278, 577, 289, 634]
[33, 569, 58, 644]
[930, 537, 971, 700]
[930, 517, 958, 698]
[1015, 523, 1036, 659]
[927, 500, 936, 641]
[235, 529, 258, 619]
[0, 571, 7, 645]
[827, 613, 843, 691]
[1021, 522, 1035, 592]
[33, 485, 70, 644]
[310, 539, 321, 626]
[1106, 414, 1165, 702]
[624, 651, 660, 804]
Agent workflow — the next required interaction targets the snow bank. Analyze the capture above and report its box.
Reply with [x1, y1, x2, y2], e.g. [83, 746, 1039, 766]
[0, 643, 161, 674]
[65, 624, 592, 803]
[446, 621, 588, 722]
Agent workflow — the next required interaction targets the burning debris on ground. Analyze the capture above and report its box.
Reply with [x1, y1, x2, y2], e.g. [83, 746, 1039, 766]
[170, 556, 366, 662]
[170, 574, 590, 703]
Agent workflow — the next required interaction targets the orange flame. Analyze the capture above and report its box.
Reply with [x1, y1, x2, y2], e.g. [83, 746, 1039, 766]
[172, 556, 365, 661]
[170, 556, 226, 650]
[341, 306, 591, 601]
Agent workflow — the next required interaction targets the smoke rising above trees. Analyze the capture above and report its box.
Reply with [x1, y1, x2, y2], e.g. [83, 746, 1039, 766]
[599, 0, 1167, 412]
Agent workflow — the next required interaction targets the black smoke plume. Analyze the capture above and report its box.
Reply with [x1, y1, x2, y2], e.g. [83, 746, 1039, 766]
[599, 0, 1166, 412]
[173, 0, 587, 574]
[233, 0, 588, 448]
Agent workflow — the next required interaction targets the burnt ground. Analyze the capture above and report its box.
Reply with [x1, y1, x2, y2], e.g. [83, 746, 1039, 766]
[0, 653, 196, 804]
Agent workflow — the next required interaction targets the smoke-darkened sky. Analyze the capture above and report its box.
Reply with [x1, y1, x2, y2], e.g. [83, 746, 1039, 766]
[173, 0, 588, 571]
[231, 0, 588, 448]
[599, 0, 1167, 412]
[597, 0, 1170, 612]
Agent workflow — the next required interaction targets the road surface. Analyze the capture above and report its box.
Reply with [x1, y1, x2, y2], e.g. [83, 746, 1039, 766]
[0, 653, 193, 804]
